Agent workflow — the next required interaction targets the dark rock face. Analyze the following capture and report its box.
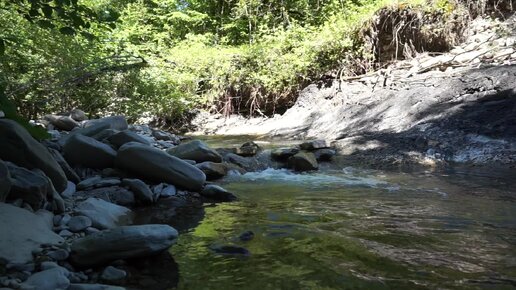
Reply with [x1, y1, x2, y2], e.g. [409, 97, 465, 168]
[0, 159, 11, 202]
[236, 141, 261, 157]
[314, 148, 336, 161]
[0, 119, 68, 192]
[271, 148, 300, 161]
[6, 162, 52, 210]
[116, 143, 206, 192]
[166, 140, 222, 163]
[200, 184, 237, 202]
[47, 148, 81, 184]
[195, 162, 228, 180]
[84, 116, 128, 131]
[107, 130, 150, 148]
[288, 152, 318, 171]
[63, 134, 117, 169]
[70, 225, 179, 267]
[76, 186, 136, 207]
[122, 178, 154, 204]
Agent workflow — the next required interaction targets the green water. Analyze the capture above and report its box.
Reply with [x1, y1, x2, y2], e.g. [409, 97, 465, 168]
[170, 166, 516, 290]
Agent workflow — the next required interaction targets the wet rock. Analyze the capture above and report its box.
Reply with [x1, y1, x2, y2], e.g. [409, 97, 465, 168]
[236, 141, 261, 157]
[69, 109, 88, 122]
[299, 140, 329, 151]
[238, 231, 255, 242]
[6, 162, 50, 210]
[0, 119, 68, 192]
[166, 140, 222, 163]
[107, 130, 150, 148]
[314, 148, 336, 161]
[21, 266, 70, 290]
[116, 143, 206, 192]
[224, 153, 252, 169]
[200, 184, 237, 202]
[209, 244, 250, 256]
[48, 148, 81, 184]
[84, 116, 128, 131]
[70, 225, 179, 267]
[0, 203, 64, 264]
[68, 216, 92, 232]
[101, 266, 127, 282]
[121, 178, 154, 204]
[0, 160, 11, 202]
[69, 284, 126, 290]
[287, 152, 318, 172]
[195, 162, 228, 180]
[75, 198, 133, 230]
[63, 134, 117, 169]
[44, 115, 80, 131]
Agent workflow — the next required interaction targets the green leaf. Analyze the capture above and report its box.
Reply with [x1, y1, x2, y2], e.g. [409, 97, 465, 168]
[59, 26, 76, 35]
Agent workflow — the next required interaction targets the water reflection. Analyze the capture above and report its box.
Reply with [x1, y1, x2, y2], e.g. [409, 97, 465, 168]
[171, 167, 516, 289]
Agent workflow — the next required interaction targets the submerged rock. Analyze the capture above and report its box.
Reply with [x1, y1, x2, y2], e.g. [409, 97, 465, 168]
[287, 152, 318, 172]
[209, 244, 250, 256]
[0, 119, 68, 192]
[70, 225, 179, 267]
[200, 184, 237, 202]
[75, 198, 133, 229]
[166, 140, 222, 163]
[238, 231, 255, 242]
[63, 134, 117, 169]
[116, 143, 206, 192]
[0, 203, 64, 264]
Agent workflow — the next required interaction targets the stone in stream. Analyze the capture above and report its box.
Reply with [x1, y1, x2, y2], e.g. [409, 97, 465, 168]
[195, 162, 228, 180]
[287, 152, 318, 172]
[0, 119, 68, 192]
[75, 198, 133, 230]
[236, 141, 261, 157]
[299, 140, 329, 151]
[238, 231, 255, 242]
[48, 148, 81, 184]
[116, 143, 206, 192]
[0, 160, 11, 202]
[107, 130, 150, 148]
[166, 140, 222, 163]
[314, 148, 336, 161]
[44, 114, 80, 131]
[0, 203, 64, 264]
[70, 225, 179, 267]
[83, 116, 128, 131]
[200, 184, 237, 202]
[68, 216, 93, 232]
[121, 178, 154, 204]
[271, 147, 300, 161]
[63, 134, 117, 169]
[21, 266, 70, 290]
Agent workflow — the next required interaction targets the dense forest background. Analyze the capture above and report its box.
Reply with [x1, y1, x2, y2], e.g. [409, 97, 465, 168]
[0, 0, 510, 124]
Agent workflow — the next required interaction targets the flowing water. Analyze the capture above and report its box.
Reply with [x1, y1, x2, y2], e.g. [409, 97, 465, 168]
[167, 137, 516, 290]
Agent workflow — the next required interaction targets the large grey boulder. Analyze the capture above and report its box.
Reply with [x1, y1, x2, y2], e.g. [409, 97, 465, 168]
[84, 116, 128, 131]
[236, 141, 261, 157]
[0, 160, 11, 202]
[75, 198, 133, 229]
[116, 143, 206, 192]
[271, 147, 299, 161]
[0, 203, 64, 264]
[63, 134, 117, 169]
[70, 224, 179, 267]
[48, 148, 81, 184]
[6, 162, 50, 210]
[107, 130, 150, 148]
[287, 152, 318, 172]
[21, 266, 70, 290]
[0, 119, 68, 192]
[166, 140, 222, 163]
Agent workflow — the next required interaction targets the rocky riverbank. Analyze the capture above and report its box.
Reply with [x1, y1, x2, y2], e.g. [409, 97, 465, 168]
[0, 112, 336, 290]
[190, 15, 516, 168]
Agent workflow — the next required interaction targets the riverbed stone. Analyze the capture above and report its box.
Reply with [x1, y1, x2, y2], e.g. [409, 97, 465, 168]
[287, 152, 318, 171]
[209, 244, 250, 256]
[200, 184, 237, 202]
[21, 266, 70, 290]
[44, 115, 80, 131]
[0, 119, 68, 193]
[69, 109, 88, 122]
[63, 134, 117, 169]
[69, 284, 126, 290]
[6, 162, 50, 210]
[271, 147, 300, 161]
[160, 184, 177, 198]
[0, 160, 11, 202]
[68, 216, 93, 232]
[0, 203, 64, 264]
[166, 140, 222, 163]
[195, 162, 228, 180]
[121, 178, 154, 204]
[61, 181, 76, 198]
[84, 116, 128, 131]
[70, 225, 179, 267]
[107, 130, 150, 148]
[116, 143, 206, 191]
[101, 266, 127, 282]
[299, 140, 329, 151]
[236, 141, 261, 157]
[314, 148, 336, 161]
[75, 198, 133, 230]
[48, 148, 81, 184]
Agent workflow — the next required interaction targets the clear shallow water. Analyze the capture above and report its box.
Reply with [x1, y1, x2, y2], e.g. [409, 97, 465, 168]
[171, 166, 516, 290]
